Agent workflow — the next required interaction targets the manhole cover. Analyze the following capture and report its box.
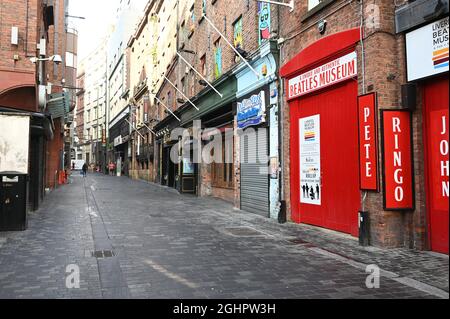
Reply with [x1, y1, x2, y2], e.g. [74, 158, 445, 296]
[224, 227, 264, 237]
[92, 250, 116, 259]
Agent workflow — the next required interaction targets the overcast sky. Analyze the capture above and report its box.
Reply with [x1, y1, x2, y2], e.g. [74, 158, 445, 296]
[69, 0, 121, 60]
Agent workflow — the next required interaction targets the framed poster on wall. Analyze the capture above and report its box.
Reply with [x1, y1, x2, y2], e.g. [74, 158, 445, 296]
[358, 93, 379, 191]
[381, 110, 415, 211]
[0, 114, 30, 175]
[299, 115, 321, 206]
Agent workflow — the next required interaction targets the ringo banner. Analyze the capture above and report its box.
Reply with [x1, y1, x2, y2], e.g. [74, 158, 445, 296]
[381, 110, 415, 211]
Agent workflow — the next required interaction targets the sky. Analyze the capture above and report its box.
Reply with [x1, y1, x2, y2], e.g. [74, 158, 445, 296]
[68, 0, 121, 60]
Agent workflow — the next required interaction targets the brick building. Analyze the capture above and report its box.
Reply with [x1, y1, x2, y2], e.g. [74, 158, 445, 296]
[0, 0, 77, 214]
[279, 0, 448, 253]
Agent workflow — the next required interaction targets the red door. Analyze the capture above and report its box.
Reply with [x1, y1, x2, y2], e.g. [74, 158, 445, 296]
[423, 76, 449, 254]
[290, 80, 360, 236]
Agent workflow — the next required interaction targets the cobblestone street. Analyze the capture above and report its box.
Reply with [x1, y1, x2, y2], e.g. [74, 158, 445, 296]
[0, 174, 447, 299]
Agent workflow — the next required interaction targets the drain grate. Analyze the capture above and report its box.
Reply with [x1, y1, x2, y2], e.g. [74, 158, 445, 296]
[92, 250, 116, 259]
[224, 227, 264, 237]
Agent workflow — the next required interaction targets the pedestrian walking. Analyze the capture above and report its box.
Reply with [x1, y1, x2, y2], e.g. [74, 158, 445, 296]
[82, 163, 88, 178]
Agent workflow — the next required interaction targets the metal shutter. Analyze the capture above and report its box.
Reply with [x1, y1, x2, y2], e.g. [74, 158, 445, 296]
[240, 128, 269, 217]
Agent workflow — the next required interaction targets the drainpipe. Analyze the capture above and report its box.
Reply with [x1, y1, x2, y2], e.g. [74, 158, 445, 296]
[277, 3, 287, 223]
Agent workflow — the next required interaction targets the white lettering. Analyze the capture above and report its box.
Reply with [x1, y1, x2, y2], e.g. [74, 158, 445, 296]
[443, 181, 449, 197]
[364, 107, 370, 122]
[440, 140, 449, 156]
[364, 144, 371, 160]
[393, 117, 401, 133]
[394, 151, 402, 167]
[366, 162, 372, 177]
[441, 160, 449, 177]
[441, 116, 447, 135]
[394, 169, 404, 184]
[395, 186, 404, 202]
[365, 125, 371, 141]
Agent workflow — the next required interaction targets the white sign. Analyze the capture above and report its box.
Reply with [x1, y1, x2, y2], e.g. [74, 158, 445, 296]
[406, 17, 449, 81]
[299, 115, 321, 206]
[113, 135, 123, 147]
[288, 51, 357, 99]
[0, 114, 30, 174]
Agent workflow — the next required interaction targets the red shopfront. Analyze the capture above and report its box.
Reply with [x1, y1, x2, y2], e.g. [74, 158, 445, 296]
[280, 29, 362, 237]
[405, 17, 449, 254]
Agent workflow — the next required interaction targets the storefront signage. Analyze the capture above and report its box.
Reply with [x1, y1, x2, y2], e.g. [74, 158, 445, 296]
[358, 93, 379, 191]
[113, 135, 123, 147]
[428, 109, 449, 210]
[406, 16, 449, 81]
[287, 51, 357, 100]
[237, 90, 266, 129]
[299, 115, 321, 206]
[382, 110, 414, 211]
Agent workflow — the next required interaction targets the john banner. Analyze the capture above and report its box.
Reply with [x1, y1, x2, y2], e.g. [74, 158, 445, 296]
[299, 115, 321, 206]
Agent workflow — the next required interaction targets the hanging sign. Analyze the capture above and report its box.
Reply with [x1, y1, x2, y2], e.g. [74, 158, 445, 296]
[358, 93, 379, 191]
[287, 51, 357, 100]
[299, 115, 321, 206]
[382, 110, 414, 211]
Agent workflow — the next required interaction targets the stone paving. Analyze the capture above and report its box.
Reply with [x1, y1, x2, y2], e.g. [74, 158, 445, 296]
[0, 173, 448, 299]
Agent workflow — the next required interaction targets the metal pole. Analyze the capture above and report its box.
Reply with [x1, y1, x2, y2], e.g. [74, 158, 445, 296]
[153, 94, 182, 122]
[203, 15, 260, 78]
[176, 52, 223, 98]
[163, 75, 199, 111]
[256, 0, 294, 12]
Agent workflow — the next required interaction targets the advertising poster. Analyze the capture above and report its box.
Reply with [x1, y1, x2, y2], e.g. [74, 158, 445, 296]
[0, 114, 30, 175]
[237, 90, 266, 129]
[406, 16, 449, 81]
[299, 115, 321, 206]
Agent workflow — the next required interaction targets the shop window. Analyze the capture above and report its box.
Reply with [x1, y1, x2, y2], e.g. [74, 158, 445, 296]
[212, 134, 234, 189]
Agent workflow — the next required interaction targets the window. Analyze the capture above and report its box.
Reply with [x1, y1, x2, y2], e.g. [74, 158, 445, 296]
[167, 91, 172, 110]
[213, 39, 222, 79]
[190, 70, 195, 96]
[181, 77, 186, 94]
[233, 17, 243, 49]
[233, 17, 243, 63]
[212, 133, 234, 189]
[200, 54, 206, 77]
[201, 0, 207, 17]
[308, 0, 321, 10]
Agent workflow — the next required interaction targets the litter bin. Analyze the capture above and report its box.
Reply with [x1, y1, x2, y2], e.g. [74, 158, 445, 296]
[0, 174, 28, 231]
[359, 211, 370, 247]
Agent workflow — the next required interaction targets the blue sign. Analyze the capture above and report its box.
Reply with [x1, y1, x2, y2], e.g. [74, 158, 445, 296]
[237, 91, 266, 129]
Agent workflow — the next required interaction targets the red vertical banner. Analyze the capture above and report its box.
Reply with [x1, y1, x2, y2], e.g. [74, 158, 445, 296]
[382, 110, 415, 211]
[358, 93, 379, 191]
[428, 109, 449, 211]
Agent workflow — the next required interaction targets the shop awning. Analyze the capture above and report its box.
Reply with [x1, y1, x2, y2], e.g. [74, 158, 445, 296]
[47, 92, 70, 120]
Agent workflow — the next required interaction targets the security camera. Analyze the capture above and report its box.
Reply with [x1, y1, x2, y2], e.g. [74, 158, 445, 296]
[51, 55, 63, 65]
